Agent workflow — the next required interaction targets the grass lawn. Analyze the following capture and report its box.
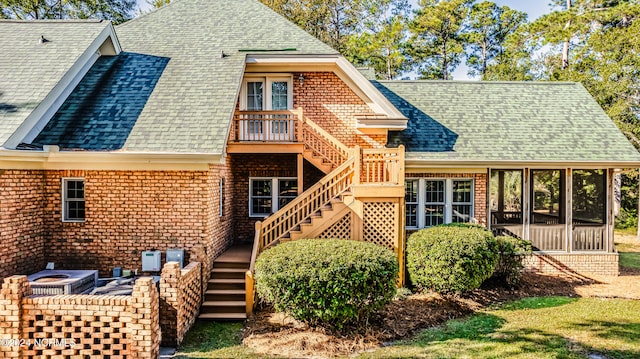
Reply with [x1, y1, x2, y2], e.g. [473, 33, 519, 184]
[176, 297, 640, 359]
[174, 321, 262, 358]
[359, 297, 640, 359]
[615, 231, 640, 270]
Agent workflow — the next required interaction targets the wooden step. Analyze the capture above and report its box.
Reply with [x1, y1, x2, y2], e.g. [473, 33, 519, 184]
[213, 260, 250, 270]
[200, 300, 246, 314]
[198, 312, 246, 320]
[211, 268, 246, 279]
[205, 289, 245, 301]
[207, 278, 245, 291]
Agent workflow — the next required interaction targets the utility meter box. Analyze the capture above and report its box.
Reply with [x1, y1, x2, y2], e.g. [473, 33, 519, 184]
[141, 250, 161, 271]
[166, 249, 184, 269]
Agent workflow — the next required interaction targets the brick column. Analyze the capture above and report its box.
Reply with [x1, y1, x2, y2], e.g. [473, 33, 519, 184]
[159, 262, 180, 346]
[0, 276, 31, 359]
[130, 277, 160, 358]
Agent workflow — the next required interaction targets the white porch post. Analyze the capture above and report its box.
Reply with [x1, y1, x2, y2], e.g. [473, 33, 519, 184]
[608, 168, 615, 252]
[523, 168, 530, 241]
[566, 168, 573, 253]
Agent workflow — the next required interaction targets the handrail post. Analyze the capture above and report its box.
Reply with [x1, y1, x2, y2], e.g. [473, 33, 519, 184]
[353, 146, 361, 186]
[296, 107, 304, 143]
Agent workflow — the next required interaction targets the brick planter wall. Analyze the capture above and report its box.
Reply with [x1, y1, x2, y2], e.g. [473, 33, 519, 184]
[0, 170, 46, 280]
[159, 261, 202, 347]
[0, 275, 159, 359]
[524, 252, 619, 276]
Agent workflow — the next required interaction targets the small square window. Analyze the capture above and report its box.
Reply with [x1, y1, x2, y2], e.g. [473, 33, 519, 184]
[63, 179, 85, 222]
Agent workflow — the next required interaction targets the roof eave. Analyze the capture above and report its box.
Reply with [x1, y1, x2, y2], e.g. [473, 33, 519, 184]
[405, 158, 640, 169]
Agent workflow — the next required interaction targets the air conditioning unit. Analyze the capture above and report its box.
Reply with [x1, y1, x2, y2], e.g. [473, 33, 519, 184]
[27, 270, 98, 295]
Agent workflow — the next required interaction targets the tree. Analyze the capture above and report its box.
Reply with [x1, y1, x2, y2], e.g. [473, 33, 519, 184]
[465, 2, 527, 78]
[345, 0, 411, 80]
[261, 0, 370, 53]
[1, 0, 136, 24]
[410, 0, 472, 80]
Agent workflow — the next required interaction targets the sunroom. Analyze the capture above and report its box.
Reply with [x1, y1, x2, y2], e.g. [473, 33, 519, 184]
[490, 168, 613, 253]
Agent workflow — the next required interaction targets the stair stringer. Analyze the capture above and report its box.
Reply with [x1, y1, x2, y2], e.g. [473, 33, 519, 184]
[289, 199, 360, 241]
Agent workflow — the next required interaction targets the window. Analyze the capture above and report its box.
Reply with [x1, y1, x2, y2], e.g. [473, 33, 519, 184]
[405, 178, 474, 229]
[240, 76, 293, 111]
[62, 178, 85, 222]
[219, 178, 225, 217]
[250, 178, 298, 217]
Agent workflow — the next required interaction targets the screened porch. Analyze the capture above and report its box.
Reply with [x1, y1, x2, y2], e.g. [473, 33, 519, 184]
[490, 168, 614, 253]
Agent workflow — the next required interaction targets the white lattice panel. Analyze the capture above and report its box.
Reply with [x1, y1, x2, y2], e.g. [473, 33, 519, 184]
[363, 202, 396, 249]
[318, 213, 352, 239]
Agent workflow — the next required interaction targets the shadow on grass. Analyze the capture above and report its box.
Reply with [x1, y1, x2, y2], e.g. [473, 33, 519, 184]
[570, 319, 640, 358]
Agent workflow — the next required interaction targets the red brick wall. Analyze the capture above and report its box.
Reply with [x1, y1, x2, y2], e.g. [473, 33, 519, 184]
[294, 72, 387, 148]
[0, 170, 45, 279]
[231, 154, 296, 242]
[41, 166, 233, 276]
[524, 253, 619, 276]
[406, 172, 488, 226]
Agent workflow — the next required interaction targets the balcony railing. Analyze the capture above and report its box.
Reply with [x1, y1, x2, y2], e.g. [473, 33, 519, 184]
[232, 110, 302, 142]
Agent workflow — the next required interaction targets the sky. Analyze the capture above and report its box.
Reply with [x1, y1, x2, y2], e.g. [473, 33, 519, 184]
[135, 0, 553, 80]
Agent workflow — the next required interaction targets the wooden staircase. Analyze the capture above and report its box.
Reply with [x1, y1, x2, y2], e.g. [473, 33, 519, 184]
[199, 244, 251, 320]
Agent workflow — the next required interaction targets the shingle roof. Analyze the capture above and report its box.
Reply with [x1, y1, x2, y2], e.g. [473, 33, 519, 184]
[32, 52, 169, 150]
[0, 20, 111, 147]
[111, 0, 338, 153]
[376, 81, 640, 164]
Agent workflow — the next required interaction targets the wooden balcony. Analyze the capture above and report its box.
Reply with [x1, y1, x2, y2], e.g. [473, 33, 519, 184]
[227, 110, 304, 154]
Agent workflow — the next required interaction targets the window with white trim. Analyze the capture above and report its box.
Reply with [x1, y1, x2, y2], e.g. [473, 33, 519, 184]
[405, 178, 474, 229]
[219, 178, 225, 217]
[249, 178, 298, 217]
[62, 178, 85, 222]
[240, 76, 293, 111]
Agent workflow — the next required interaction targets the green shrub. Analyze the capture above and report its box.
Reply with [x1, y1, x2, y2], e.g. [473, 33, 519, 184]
[493, 236, 532, 287]
[255, 239, 398, 329]
[407, 225, 498, 294]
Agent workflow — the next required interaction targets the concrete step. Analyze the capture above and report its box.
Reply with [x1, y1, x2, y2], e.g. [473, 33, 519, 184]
[213, 260, 250, 270]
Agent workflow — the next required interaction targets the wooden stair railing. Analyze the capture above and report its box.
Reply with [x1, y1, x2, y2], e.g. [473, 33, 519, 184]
[301, 117, 349, 170]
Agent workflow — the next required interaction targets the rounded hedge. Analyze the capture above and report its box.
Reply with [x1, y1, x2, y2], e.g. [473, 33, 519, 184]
[493, 235, 533, 287]
[407, 225, 499, 293]
[255, 239, 398, 328]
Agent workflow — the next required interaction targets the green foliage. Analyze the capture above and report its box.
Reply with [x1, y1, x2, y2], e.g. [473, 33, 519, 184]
[255, 239, 398, 329]
[465, 1, 527, 77]
[409, 0, 472, 80]
[406, 225, 498, 294]
[1, 0, 135, 24]
[345, 0, 412, 80]
[493, 236, 532, 287]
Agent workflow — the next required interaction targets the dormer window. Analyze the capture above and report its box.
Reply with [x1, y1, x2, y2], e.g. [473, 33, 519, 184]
[240, 75, 293, 111]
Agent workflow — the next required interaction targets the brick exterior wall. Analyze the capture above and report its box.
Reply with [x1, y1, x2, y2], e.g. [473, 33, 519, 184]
[405, 172, 488, 227]
[524, 252, 619, 276]
[230, 154, 324, 242]
[0, 170, 46, 280]
[39, 166, 233, 277]
[0, 275, 159, 358]
[159, 261, 201, 347]
[294, 72, 387, 148]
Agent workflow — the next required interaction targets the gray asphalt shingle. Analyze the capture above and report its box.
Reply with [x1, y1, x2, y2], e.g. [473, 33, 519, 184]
[0, 20, 110, 147]
[376, 81, 640, 163]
